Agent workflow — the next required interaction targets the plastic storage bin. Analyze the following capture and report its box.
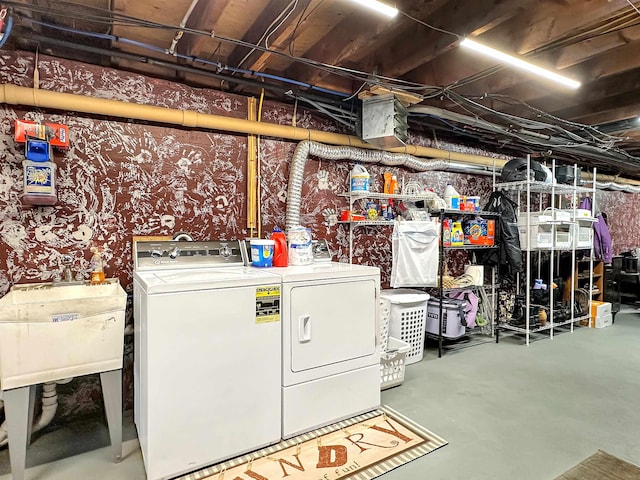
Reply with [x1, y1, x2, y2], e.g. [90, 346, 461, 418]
[518, 213, 553, 249]
[554, 223, 573, 249]
[380, 337, 411, 390]
[573, 224, 593, 249]
[380, 289, 429, 365]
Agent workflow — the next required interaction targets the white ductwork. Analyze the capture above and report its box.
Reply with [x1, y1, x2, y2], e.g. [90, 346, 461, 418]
[286, 140, 453, 230]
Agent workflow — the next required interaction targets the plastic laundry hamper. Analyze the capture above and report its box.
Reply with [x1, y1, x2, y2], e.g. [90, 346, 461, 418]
[380, 337, 411, 390]
[380, 289, 429, 365]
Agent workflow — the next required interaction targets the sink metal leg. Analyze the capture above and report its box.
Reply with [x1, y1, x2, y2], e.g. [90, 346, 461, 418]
[100, 369, 122, 463]
[4, 385, 37, 480]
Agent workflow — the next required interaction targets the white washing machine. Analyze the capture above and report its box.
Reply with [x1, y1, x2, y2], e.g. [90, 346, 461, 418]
[274, 262, 381, 438]
[133, 241, 282, 480]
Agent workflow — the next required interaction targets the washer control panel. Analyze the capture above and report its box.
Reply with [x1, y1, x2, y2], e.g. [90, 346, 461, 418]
[134, 240, 246, 270]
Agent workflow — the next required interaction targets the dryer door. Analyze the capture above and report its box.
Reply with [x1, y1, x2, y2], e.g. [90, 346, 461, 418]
[289, 278, 376, 373]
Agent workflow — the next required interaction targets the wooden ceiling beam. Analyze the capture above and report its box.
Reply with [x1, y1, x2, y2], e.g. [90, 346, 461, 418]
[242, 0, 327, 74]
[485, 39, 640, 123]
[497, 67, 640, 119]
[182, 0, 234, 57]
[224, 0, 297, 70]
[370, 0, 533, 80]
[512, 0, 634, 54]
[555, 24, 640, 70]
[550, 90, 640, 125]
[441, 0, 634, 96]
[285, 0, 447, 89]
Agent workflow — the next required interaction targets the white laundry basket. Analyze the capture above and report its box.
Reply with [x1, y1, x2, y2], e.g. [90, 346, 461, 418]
[380, 289, 429, 365]
[380, 337, 411, 390]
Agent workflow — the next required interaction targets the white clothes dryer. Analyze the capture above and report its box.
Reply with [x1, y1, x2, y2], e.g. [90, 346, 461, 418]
[271, 262, 381, 438]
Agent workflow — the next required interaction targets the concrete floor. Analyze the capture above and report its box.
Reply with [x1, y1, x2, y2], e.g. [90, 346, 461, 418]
[1, 306, 639, 480]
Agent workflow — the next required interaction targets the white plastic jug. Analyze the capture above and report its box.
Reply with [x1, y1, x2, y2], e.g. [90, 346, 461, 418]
[350, 164, 370, 192]
[443, 183, 460, 210]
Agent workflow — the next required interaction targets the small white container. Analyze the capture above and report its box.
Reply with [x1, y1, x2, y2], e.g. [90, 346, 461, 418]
[250, 239, 275, 267]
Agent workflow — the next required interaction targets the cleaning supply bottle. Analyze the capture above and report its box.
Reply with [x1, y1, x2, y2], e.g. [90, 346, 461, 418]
[272, 228, 288, 267]
[442, 219, 452, 246]
[90, 247, 105, 284]
[451, 221, 464, 246]
[350, 164, 370, 192]
[444, 183, 460, 210]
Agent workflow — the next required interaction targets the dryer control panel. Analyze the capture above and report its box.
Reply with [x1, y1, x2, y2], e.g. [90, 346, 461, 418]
[134, 240, 246, 270]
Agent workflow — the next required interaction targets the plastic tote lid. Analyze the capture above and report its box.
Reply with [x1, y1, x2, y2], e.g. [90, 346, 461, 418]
[381, 288, 430, 303]
[250, 239, 275, 246]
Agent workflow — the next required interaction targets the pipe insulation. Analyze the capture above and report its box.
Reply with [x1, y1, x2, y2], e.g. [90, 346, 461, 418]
[0, 84, 639, 192]
[285, 141, 450, 230]
[0, 84, 502, 166]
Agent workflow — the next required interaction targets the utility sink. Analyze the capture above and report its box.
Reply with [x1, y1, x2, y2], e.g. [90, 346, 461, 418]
[0, 279, 126, 390]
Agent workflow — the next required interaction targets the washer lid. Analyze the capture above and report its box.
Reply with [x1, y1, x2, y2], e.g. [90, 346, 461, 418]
[273, 262, 380, 282]
[134, 267, 281, 294]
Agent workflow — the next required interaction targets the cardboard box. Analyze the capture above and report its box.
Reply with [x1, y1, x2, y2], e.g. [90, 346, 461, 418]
[591, 301, 611, 318]
[463, 218, 495, 245]
[15, 120, 69, 149]
[590, 301, 612, 328]
[590, 313, 612, 329]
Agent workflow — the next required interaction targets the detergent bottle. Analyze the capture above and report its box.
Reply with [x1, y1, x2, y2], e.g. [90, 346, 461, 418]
[90, 247, 105, 284]
[451, 221, 464, 246]
[272, 228, 288, 267]
[444, 183, 460, 210]
[350, 164, 370, 192]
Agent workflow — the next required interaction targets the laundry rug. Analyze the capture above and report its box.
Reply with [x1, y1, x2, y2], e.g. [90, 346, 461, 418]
[177, 406, 447, 480]
[556, 450, 640, 480]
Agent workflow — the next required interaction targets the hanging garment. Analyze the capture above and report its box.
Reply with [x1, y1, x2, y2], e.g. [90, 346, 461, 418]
[390, 219, 440, 288]
[477, 191, 522, 273]
[579, 197, 613, 263]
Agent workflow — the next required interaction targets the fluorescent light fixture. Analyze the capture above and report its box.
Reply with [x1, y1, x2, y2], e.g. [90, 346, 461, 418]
[460, 38, 581, 89]
[349, 0, 398, 18]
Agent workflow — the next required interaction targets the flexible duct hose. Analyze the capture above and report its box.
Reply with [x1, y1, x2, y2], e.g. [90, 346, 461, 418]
[285, 141, 450, 230]
[596, 182, 640, 193]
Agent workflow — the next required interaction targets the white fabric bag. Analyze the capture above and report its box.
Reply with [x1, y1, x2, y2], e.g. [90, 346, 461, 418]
[390, 219, 440, 288]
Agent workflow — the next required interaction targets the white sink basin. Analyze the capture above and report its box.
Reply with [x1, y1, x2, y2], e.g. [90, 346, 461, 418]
[0, 279, 126, 390]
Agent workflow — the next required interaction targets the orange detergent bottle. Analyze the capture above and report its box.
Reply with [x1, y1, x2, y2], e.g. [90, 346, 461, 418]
[272, 228, 288, 267]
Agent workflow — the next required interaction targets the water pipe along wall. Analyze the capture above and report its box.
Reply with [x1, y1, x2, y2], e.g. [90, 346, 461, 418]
[0, 50, 639, 420]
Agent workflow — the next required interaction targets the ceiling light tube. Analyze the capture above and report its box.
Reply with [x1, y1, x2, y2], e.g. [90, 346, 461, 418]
[460, 38, 581, 89]
[349, 0, 398, 18]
